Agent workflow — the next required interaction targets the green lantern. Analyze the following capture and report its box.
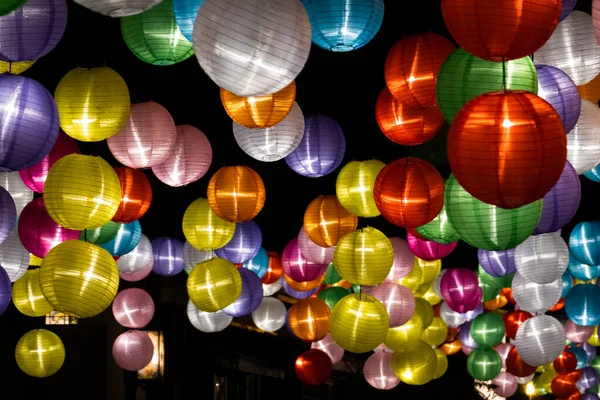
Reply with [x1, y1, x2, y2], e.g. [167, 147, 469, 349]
[415, 203, 460, 244]
[467, 347, 502, 381]
[317, 287, 348, 310]
[479, 265, 513, 289]
[80, 221, 121, 245]
[436, 48, 538, 123]
[0, 0, 26, 16]
[445, 175, 543, 251]
[591, 356, 600, 377]
[470, 313, 505, 347]
[121, 0, 194, 66]
[323, 263, 342, 285]
[479, 275, 500, 302]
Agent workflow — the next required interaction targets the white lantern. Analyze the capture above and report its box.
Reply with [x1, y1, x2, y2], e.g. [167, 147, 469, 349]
[0, 227, 28, 282]
[534, 11, 600, 86]
[514, 315, 565, 367]
[515, 232, 569, 284]
[233, 102, 305, 162]
[116, 234, 154, 277]
[251, 296, 286, 332]
[73, 0, 162, 17]
[262, 277, 283, 297]
[186, 300, 232, 333]
[439, 301, 467, 328]
[0, 172, 32, 216]
[511, 272, 562, 313]
[193, 0, 312, 97]
[567, 100, 600, 175]
[183, 241, 213, 274]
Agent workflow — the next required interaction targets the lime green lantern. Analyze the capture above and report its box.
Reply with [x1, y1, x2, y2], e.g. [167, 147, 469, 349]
[470, 313, 505, 347]
[467, 347, 502, 381]
[415, 202, 460, 244]
[317, 287, 348, 310]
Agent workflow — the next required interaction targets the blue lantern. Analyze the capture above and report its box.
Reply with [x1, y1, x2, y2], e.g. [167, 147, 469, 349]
[568, 345, 589, 369]
[565, 284, 600, 326]
[222, 268, 263, 317]
[242, 247, 269, 278]
[215, 221, 262, 264]
[562, 272, 574, 298]
[570, 221, 600, 266]
[99, 220, 141, 256]
[301, 0, 384, 52]
[173, 0, 204, 41]
[568, 253, 600, 281]
[585, 163, 600, 183]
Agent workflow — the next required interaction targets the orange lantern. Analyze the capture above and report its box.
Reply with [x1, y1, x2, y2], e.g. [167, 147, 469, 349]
[448, 91, 566, 209]
[549, 298, 565, 312]
[262, 251, 283, 284]
[503, 310, 533, 340]
[441, 0, 561, 61]
[287, 298, 331, 342]
[483, 295, 508, 311]
[304, 195, 358, 248]
[207, 166, 266, 222]
[373, 157, 444, 228]
[295, 349, 332, 386]
[375, 87, 444, 146]
[578, 73, 600, 104]
[384, 33, 456, 109]
[501, 287, 515, 304]
[284, 273, 325, 292]
[112, 167, 152, 223]
[221, 81, 296, 128]
[440, 339, 461, 355]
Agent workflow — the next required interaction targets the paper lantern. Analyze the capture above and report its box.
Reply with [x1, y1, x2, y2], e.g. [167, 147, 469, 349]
[445, 175, 543, 251]
[515, 233, 569, 284]
[371, 282, 415, 328]
[187, 299, 232, 333]
[297, 227, 334, 265]
[374, 157, 444, 228]
[536, 65, 582, 133]
[222, 267, 263, 317]
[570, 222, 600, 266]
[100, 221, 142, 257]
[287, 298, 331, 342]
[391, 340, 437, 385]
[552, 372, 581, 397]
[565, 284, 600, 326]
[580, 367, 599, 390]
[304, 195, 357, 248]
[535, 11, 600, 86]
[12, 268, 52, 317]
[182, 198, 235, 251]
[295, 349, 332, 386]
[375, 87, 444, 146]
[407, 233, 456, 261]
[421, 317, 448, 347]
[492, 372, 519, 397]
[112, 168, 152, 223]
[515, 315, 565, 366]
[207, 166, 265, 223]
[566, 100, 600, 175]
[0, 228, 28, 282]
[318, 287, 348, 310]
[151, 237, 184, 277]
[40, 240, 119, 318]
[81, 221, 120, 245]
[121, 0, 193, 66]
[440, 268, 482, 313]
[112, 330, 153, 371]
[415, 203, 460, 245]
[329, 293, 389, 353]
[335, 160, 384, 218]
[252, 297, 286, 332]
[467, 347, 502, 381]
[311, 333, 344, 364]
[112, 288, 154, 328]
[0, 0, 26, 16]
[183, 241, 211, 275]
[0, 0, 67, 62]
[262, 252, 284, 285]
[458, 320, 479, 349]
[285, 114, 346, 178]
[505, 344, 537, 378]
[363, 352, 399, 390]
[0, 187, 15, 246]
[15, 329, 65, 378]
[0, 60, 34, 74]
[568, 254, 600, 281]
[187, 257, 242, 312]
[75, 0, 163, 17]
[0, 173, 31, 218]
[116, 234, 153, 281]
[470, 313, 504, 347]
[385, 237, 414, 281]
[511, 272, 562, 314]
[568, 346, 588, 369]
[441, 0, 560, 61]
[433, 348, 449, 380]
[584, 342, 597, 363]
[173, 0, 205, 41]
[565, 320, 595, 344]
[586, 163, 600, 183]
[193, 0, 311, 97]
[555, 350, 578, 374]
[233, 102, 305, 162]
[215, 221, 262, 265]
[18, 198, 80, 258]
[579, 73, 600, 104]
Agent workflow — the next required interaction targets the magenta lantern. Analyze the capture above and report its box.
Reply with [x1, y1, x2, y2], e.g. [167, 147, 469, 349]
[371, 282, 415, 327]
[492, 371, 518, 397]
[440, 268, 482, 313]
[112, 288, 155, 329]
[384, 237, 414, 281]
[282, 238, 327, 283]
[564, 320, 595, 343]
[363, 352, 400, 390]
[311, 332, 344, 364]
[407, 231, 457, 261]
[112, 330, 154, 371]
[298, 226, 334, 264]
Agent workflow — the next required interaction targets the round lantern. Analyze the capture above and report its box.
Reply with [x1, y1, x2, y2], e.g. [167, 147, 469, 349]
[215, 221, 262, 265]
[535, 11, 600, 86]
[182, 198, 235, 251]
[311, 333, 344, 364]
[152, 125, 212, 187]
[121, 0, 193, 66]
[173, 0, 205, 41]
[565, 284, 600, 326]
[570, 222, 600, 266]
[304, 195, 357, 248]
[187, 300, 232, 333]
[12, 268, 52, 317]
[112, 288, 154, 328]
[55, 67, 130, 142]
[117, 234, 154, 281]
[579, 73, 600, 104]
[373, 157, 444, 228]
[183, 241, 212, 274]
[151, 237, 185, 277]
[15, 329, 65, 378]
[0, 172, 31, 217]
[565, 320, 595, 345]
[329, 293, 389, 353]
[112, 330, 153, 371]
[478, 249, 516, 278]
[440, 268, 482, 313]
[288, 298, 331, 342]
[470, 313, 505, 347]
[262, 252, 284, 284]
[282, 238, 327, 283]
[371, 282, 415, 327]
[385, 315, 426, 351]
[81, 221, 120, 245]
[112, 168, 152, 223]
[207, 166, 266, 222]
[515, 315, 565, 366]
[407, 232, 456, 261]
[318, 287, 348, 310]
[75, 0, 163, 17]
[562, 271, 575, 297]
[222, 267, 263, 317]
[375, 87, 444, 146]
[511, 272, 562, 314]
[385, 237, 414, 281]
[459, 320, 479, 349]
[566, 100, 600, 175]
[335, 160, 385, 218]
[492, 372, 519, 397]
[569, 254, 600, 281]
[391, 340, 437, 385]
[39, 240, 119, 318]
[44, 154, 121, 230]
[555, 350, 578, 374]
[233, 102, 305, 162]
[187, 257, 242, 312]
[433, 348, 449, 379]
[295, 349, 332, 386]
[586, 163, 600, 183]
[0, 228, 29, 282]
[0, 60, 34, 74]
[100, 221, 142, 257]
[0, 0, 26, 16]
[568, 346, 588, 369]
[506, 345, 537, 378]
[445, 175, 543, 251]
[421, 317, 448, 347]
[0, 0, 68, 62]
[441, 0, 561, 61]
[193, 0, 311, 97]
[297, 227, 334, 265]
[515, 233, 569, 284]
[467, 347, 503, 381]
[536, 65, 582, 133]
[415, 203, 460, 245]
[107, 102, 177, 169]
[363, 352, 399, 390]
[252, 297, 286, 332]
[0, 187, 15, 245]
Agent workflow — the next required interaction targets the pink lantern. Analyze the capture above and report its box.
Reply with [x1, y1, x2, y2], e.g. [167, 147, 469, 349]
[297, 226, 334, 264]
[120, 261, 152, 282]
[564, 320, 595, 343]
[373, 343, 393, 353]
[384, 237, 414, 282]
[407, 231, 457, 261]
[311, 333, 344, 364]
[18, 197, 80, 257]
[117, 234, 154, 282]
[282, 238, 327, 282]
[19, 132, 80, 193]
[492, 371, 518, 397]
[495, 342, 514, 369]
[363, 352, 400, 390]
[112, 330, 154, 371]
[151, 125, 212, 187]
[371, 282, 415, 327]
[440, 268, 482, 313]
[462, 344, 474, 355]
[107, 102, 177, 169]
[112, 288, 155, 329]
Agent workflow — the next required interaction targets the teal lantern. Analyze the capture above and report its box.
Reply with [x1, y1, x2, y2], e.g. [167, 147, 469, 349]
[565, 284, 600, 326]
[470, 313, 505, 347]
[242, 247, 269, 279]
[467, 347, 502, 381]
[415, 202, 460, 245]
[99, 220, 142, 256]
[173, 0, 205, 41]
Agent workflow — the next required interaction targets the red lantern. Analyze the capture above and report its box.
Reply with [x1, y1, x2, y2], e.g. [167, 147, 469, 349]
[553, 350, 577, 374]
[448, 91, 566, 209]
[441, 0, 561, 61]
[262, 251, 283, 284]
[502, 310, 533, 340]
[501, 288, 515, 304]
[505, 346, 536, 377]
[113, 167, 152, 223]
[551, 372, 580, 398]
[549, 298, 565, 312]
[373, 157, 444, 228]
[295, 349, 332, 386]
[375, 87, 444, 146]
[384, 33, 456, 109]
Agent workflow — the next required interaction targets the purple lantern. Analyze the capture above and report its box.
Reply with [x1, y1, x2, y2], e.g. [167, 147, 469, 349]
[535, 65, 581, 133]
[407, 231, 456, 261]
[580, 367, 599, 390]
[0, 75, 59, 171]
[151, 237, 185, 276]
[458, 320, 479, 349]
[560, 0, 577, 21]
[112, 330, 154, 371]
[583, 394, 600, 400]
[282, 280, 319, 299]
[222, 268, 263, 317]
[285, 114, 346, 178]
[463, 302, 484, 321]
[112, 288, 155, 329]
[0, 186, 15, 245]
[584, 341, 598, 363]
[534, 161, 581, 234]
[440, 268, 482, 313]
[282, 238, 327, 283]
[215, 220, 262, 264]
[0, 0, 68, 62]
[0, 266, 11, 315]
[478, 248, 516, 278]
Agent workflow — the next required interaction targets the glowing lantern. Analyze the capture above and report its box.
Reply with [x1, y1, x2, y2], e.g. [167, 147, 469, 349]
[565, 284, 600, 326]
[470, 313, 505, 347]
[570, 221, 600, 265]
[467, 347, 502, 381]
[222, 268, 263, 317]
[317, 287, 348, 310]
[112, 330, 153, 371]
[304, 195, 357, 248]
[0, 187, 15, 246]
[514, 233, 568, 284]
[12, 268, 53, 317]
[288, 297, 331, 342]
[112, 167, 152, 223]
[415, 203, 460, 245]
[183, 199, 235, 251]
[0, 228, 29, 282]
[371, 282, 415, 327]
[567, 100, 600, 175]
[0, 174, 30, 221]
[440, 268, 481, 313]
[151, 237, 185, 277]
[536, 65, 581, 133]
[364, 352, 399, 390]
[262, 252, 284, 284]
[564, 320, 595, 344]
[282, 238, 327, 283]
[0, 60, 34, 74]
[215, 221, 262, 265]
[187, 300, 232, 333]
[511, 272, 562, 314]
[579, 74, 600, 104]
[391, 340, 437, 385]
[297, 227, 334, 265]
[173, 0, 205, 41]
[407, 232, 456, 261]
[515, 315, 565, 366]
[335, 160, 385, 218]
[0, 0, 26, 16]
[112, 288, 154, 328]
[75, 0, 163, 17]
[311, 333, 344, 364]
[252, 297, 286, 332]
[187, 257, 242, 312]
[183, 241, 212, 275]
[295, 349, 332, 386]
[385, 237, 414, 281]
[15, 329, 65, 378]
[207, 166, 266, 222]
[82, 221, 120, 246]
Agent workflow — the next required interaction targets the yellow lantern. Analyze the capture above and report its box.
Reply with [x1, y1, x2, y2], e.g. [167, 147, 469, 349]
[333, 227, 393, 286]
[12, 269, 53, 317]
[44, 154, 121, 230]
[385, 313, 425, 351]
[29, 254, 43, 267]
[589, 325, 600, 346]
[55, 67, 131, 142]
[433, 348, 448, 379]
[391, 340, 437, 385]
[420, 317, 448, 347]
[187, 258, 242, 312]
[398, 264, 422, 292]
[335, 160, 386, 217]
[414, 298, 434, 329]
[182, 198, 236, 251]
[329, 293, 389, 353]
[15, 329, 65, 378]
[39, 240, 119, 318]
[413, 282, 431, 298]
[0, 60, 35, 74]
[422, 284, 442, 305]
[413, 257, 441, 285]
